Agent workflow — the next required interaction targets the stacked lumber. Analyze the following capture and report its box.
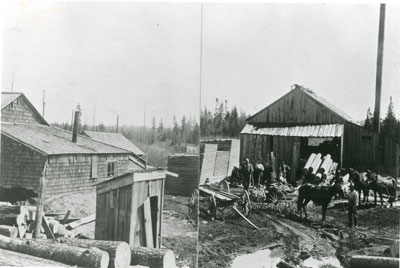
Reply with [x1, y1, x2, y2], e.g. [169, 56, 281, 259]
[227, 139, 240, 175]
[165, 154, 199, 196]
[0, 205, 29, 238]
[200, 144, 218, 184]
[213, 151, 230, 177]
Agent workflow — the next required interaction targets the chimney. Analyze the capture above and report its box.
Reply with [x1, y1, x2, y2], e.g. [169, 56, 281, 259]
[373, 3, 386, 133]
[72, 104, 81, 143]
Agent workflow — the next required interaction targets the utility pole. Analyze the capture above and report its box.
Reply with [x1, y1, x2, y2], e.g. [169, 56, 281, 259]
[373, 3, 386, 133]
[10, 69, 15, 92]
[42, 90, 46, 117]
[116, 115, 119, 133]
[143, 101, 146, 141]
[92, 102, 96, 131]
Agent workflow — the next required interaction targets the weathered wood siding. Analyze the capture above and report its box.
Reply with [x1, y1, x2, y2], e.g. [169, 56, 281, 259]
[1, 97, 44, 124]
[46, 154, 130, 196]
[0, 134, 47, 192]
[248, 89, 346, 125]
[95, 173, 164, 248]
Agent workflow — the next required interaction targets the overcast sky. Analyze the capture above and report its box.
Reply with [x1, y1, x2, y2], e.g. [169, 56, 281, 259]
[2, 2, 400, 126]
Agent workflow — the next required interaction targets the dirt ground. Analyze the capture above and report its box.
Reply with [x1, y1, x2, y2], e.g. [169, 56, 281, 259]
[162, 194, 198, 268]
[199, 192, 399, 268]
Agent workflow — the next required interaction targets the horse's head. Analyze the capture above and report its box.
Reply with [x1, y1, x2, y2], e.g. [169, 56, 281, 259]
[366, 170, 378, 183]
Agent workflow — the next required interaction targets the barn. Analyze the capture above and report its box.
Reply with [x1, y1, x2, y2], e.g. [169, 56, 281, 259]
[1, 92, 133, 198]
[240, 85, 399, 182]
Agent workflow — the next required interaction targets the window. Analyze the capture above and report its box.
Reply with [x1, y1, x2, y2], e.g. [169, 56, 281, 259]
[91, 155, 98, 179]
[362, 135, 372, 146]
[107, 161, 116, 178]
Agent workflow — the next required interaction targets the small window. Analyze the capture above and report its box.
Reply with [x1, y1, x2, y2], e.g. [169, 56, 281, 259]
[362, 135, 372, 146]
[8, 102, 14, 111]
[91, 155, 98, 179]
[107, 161, 116, 178]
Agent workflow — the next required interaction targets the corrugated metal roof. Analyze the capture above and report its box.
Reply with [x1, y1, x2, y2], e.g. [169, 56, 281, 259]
[1, 92, 22, 110]
[84, 131, 145, 156]
[241, 123, 344, 137]
[1, 123, 131, 155]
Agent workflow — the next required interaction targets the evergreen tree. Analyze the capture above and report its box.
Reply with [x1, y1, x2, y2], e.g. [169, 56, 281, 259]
[381, 96, 397, 138]
[157, 118, 165, 141]
[171, 116, 180, 145]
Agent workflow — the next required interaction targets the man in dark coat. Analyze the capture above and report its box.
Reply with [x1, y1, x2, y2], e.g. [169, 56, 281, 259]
[242, 158, 254, 191]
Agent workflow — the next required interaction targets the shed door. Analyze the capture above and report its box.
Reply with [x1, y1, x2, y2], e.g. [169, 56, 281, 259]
[142, 196, 159, 248]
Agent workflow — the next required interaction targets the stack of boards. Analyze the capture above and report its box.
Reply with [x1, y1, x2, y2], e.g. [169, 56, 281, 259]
[165, 154, 199, 197]
[199, 139, 240, 185]
[304, 153, 338, 175]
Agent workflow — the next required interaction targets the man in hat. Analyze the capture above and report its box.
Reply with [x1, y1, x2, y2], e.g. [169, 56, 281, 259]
[348, 183, 359, 228]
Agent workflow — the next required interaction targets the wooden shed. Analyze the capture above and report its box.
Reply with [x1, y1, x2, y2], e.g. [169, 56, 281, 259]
[95, 168, 166, 249]
[240, 85, 399, 182]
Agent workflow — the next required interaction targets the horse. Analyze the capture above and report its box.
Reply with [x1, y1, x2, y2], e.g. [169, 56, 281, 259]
[297, 182, 345, 224]
[366, 171, 397, 207]
[348, 168, 369, 204]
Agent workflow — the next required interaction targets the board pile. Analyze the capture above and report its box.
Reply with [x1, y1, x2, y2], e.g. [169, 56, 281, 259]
[165, 154, 200, 196]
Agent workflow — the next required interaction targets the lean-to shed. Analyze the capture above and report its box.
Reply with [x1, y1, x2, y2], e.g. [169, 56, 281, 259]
[95, 169, 166, 248]
[241, 85, 399, 181]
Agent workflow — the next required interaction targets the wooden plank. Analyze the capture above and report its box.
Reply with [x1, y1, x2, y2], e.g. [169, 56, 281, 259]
[67, 214, 95, 229]
[200, 144, 218, 184]
[143, 198, 153, 248]
[34, 162, 48, 238]
[41, 216, 55, 239]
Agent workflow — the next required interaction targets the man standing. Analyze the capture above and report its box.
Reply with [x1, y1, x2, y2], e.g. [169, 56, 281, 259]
[348, 183, 359, 228]
[254, 158, 264, 185]
[242, 158, 254, 191]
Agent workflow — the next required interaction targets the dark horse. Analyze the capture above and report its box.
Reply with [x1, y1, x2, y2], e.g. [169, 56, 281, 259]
[366, 171, 396, 207]
[348, 168, 369, 204]
[297, 182, 345, 224]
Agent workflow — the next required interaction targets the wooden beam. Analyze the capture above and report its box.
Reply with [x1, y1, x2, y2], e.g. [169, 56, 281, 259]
[67, 214, 95, 230]
[33, 162, 48, 238]
[232, 207, 260, 231]
[144, 198, 154, 248]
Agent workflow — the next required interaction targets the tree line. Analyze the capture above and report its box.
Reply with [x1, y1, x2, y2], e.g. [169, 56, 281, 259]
[200, 99, 249, 138]
[52, 114, 199, 146]
[364, 96, 400, 140]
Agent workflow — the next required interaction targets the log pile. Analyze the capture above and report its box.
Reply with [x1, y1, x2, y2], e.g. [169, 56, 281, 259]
[304, 153, 339, 176]
[0, 234, 176, 268]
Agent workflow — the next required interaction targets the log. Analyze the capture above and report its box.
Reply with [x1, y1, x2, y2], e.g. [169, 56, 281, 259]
[0, 234, 109, 268]
[67, 214, 95, 229]
[0, 205, 29, 226]
[56, 237, 131, 268]
[0, 225, 18, 238]
[0, 248, 72, 267]
[350, 255, 399, 268]
[130, 247, 176, 268]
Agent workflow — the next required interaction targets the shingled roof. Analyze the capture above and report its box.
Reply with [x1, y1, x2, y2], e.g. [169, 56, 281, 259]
[84, 131, 145, 156]
[1, 123, 131, 155]
[1, 92, 48, 125]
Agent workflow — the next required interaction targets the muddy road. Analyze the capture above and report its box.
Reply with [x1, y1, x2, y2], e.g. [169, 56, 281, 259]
[199, 198, 399, 268]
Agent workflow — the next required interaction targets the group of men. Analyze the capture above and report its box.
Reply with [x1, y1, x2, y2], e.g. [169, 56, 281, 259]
[238, 156, 291, 190]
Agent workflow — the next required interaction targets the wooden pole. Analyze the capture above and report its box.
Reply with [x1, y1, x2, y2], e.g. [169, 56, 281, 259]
[33, 162, 48, 239]
[0, 235, 109, 268]
[373, 3, 386, 133]
[232, 207, 260, 231]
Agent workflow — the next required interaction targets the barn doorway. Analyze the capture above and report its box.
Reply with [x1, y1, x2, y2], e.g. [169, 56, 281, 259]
[295, 137, 342, 178]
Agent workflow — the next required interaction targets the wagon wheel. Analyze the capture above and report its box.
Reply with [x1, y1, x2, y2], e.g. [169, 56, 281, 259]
[239, 190, 251, 217]
[188, 189, 199, 224]
[209, 194, 217, 220]
[218, 180, 230, 193]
